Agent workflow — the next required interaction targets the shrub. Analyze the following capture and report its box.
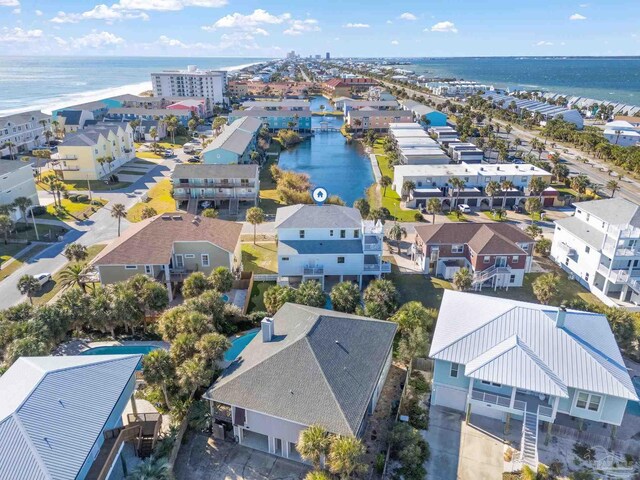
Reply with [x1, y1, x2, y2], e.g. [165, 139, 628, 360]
[572, 442, 595, 461]
[522, 465, 536, 480]
[409, 373, 429, 395]
[68, 194, 79, 202]
[76, 194, 88, 203]
[414, 212, 423, 222]
[90, 200, 102, 206]
[247, 311, 269, 325]
[374, 453, 385, 474]
[29, 205, 46, 216]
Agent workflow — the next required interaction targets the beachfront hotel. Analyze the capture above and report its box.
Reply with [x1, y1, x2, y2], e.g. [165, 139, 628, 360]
[151, 65, 227, 105]
[0, 110, 51, 158]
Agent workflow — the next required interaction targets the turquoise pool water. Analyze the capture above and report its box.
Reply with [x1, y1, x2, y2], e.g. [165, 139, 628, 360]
[224, 331, 258, 362]
[221, 294, 230, 302]
[627, 377, 640, 416]
[80, 345, 160, 370]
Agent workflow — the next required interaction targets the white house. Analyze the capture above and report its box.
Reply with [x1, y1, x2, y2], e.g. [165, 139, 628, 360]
[275, 204, 390, 289]
[603, 121, 640, 147]
[0, 111, 51, 157]
[205, 303, 397, 463]
[0, 161, 40, 222]
[430, 291, 637, 471]
[551, 198, 640, 310]
[151, 65, 227, 105]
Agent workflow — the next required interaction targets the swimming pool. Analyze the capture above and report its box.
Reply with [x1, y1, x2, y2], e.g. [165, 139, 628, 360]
[224, 331, 258, 362]
[627, 377, 640, 416]
[81, 345, 160, 370]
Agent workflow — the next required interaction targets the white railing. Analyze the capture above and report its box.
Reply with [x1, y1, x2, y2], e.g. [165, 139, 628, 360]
[381, 261, 392, 273]
[303, 266, 324, 275]
[364, 242, 382, 251]
[471, 389, 511, 408]
[538, 405, 553, 420]
[472, 265, 511, 286]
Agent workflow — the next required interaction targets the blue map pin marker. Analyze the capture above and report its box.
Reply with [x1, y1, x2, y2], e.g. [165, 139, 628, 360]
[312, 187, 328, 205]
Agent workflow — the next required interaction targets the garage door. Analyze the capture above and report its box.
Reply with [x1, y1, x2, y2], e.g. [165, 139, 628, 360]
[432, 384, 467, 411]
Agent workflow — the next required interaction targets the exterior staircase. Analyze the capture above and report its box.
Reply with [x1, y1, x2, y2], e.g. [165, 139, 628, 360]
[472, 265, 511, 290]
[520, 410, 539, 472]
[186, 197, 198, 215]
[228, 198, 239, 216]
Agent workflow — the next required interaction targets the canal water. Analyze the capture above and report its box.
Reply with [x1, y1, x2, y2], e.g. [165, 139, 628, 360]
[276, 96, 374, 206]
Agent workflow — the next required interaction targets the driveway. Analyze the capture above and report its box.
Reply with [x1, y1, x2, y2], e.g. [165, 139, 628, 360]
[424, 407, 504, 480]
[175, 433, 309, 480]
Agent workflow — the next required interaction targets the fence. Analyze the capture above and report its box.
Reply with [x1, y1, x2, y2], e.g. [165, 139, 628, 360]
[381, 364, 412, 478]
[412, 357, 433, 372]
[253, 274, 278, 282]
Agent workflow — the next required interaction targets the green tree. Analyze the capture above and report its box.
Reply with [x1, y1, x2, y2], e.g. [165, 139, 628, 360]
[210, 266, 233, 293]
[12, 197, 32, 229]
[426, 198, 441, 224]
[525, 197, 542, 216]
[296, 280, 326, 308]
[263, 284, 297, 315]
[532, 273, 558, 304]
[141, 205, 158, 220]
[571, 174, 591, 197]
[297, 425, 331, 469]
[449, 177, 466, 210]
[390, 301, 436, 335]
[304, 471, 332, 480]
[388, 222, 407, 254]
[196, 332, 230, 370]
[528, 177, 549, 200]
[534, 238, 552, 257]
[4, 336, 48, 366]
[525, 224, 543, 240]
[353, 198, 370, 219]
[484, 180, 501, 208]
[402, 180, 416, 200]
[330, 281, 360, 314]
[363, 279, 398, 319]
[17, 275, 40, 304]
[202, 208, 218, 218]
[177, 356, 211, 400]
[0, 214, 14, 245]
[142, 349, 175, 407]
[110, 203, 127, 237]
[398, 327, 429, 366]
[246, 206, 265, 244]
[453, 267, 473, 291]
[501, 180, 515, 208]
[127, 456, 174, 480]
[327, 436, 367, 480]
[606, 179, 620, 198]
[63, 242, 88, 262]
[58, 264, 87, 292]
[379, 175, 392, 196]
[182, 272, 211, 299]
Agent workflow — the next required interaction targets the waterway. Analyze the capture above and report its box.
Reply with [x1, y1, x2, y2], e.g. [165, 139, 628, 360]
[276, 96, 374, 206]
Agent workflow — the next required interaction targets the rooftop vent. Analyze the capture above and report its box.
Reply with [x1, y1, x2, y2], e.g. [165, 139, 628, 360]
[172, 215, 183, 221]
[261, 317, 274, 342]
[556, 304, 567, 328]
[161, 215, 171, 220]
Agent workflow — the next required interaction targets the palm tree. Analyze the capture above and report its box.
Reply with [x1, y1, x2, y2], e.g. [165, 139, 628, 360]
[427, 198, 441, 224]
[484, 181, 501, 209]
[246, 206, 265, 244]
[110, 203, 127, 237]
[388, 222, 408, 254]
[59, 264, 87, 292]
[528, 177, 549, 201]
[142, 349, 174, 407]
[606, 179, 620, 198]
[327, 436, 367, 480]
[297, 425, 331, 469]
[453, 267, 473, 291]
[379, 175, 392, 197]
[63, 243, 88, 262]
[17, 274, 40, 304]
[570, 174, 591, 197]
[401, 180, 416, 200]
[12, 197, 32, 229]
[501, 180, 515, 208]
[2, 141, 16, 161]
[449, 177, 466, 210]
[0, 214, 13, 246]
[126, 456, 173, 480]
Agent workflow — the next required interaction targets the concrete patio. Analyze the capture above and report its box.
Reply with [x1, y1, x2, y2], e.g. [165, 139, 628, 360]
[175, 433, 309, 480]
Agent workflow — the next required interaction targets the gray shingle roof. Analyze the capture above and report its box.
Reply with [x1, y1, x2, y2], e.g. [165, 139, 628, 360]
[278, 239, 363, 255]
[430, 291, 637, 401]
[202, 117, 261, 156]
[275, 205, 363, 229]
[573, 198, 640, 228]
[0, 355, 141, 480]
[173, 163, 258, 179]
[205, 304, 397, 436]
[554, 215, 605, 249]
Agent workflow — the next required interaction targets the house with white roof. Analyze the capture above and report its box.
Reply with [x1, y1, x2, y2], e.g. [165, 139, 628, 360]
[430, 291, 638, 471]
[205, 303, 396, 462]
[551, 198, 640, 310]
[0, 354, 162, 480]
[603, 120, 640, 147]
[275, 204, 390, 289]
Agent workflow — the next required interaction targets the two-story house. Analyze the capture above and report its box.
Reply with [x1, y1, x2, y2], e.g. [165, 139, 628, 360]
[345, 109, 413, 132]
[551, 198, 640, 309]
[228, 108, 312, 133]
[430, 291, 637, 471]
[205, 303, 396, 463]
[172, 164, 259, 213]
[201, 117, 262, 165]
[53, 122, 135, 180]
[415, 223, 535, 289]
[275, 205, 391, 290]
[0, 161, 40, 222]
[0, 111, 51, 157]
[91, 213, 242, 301]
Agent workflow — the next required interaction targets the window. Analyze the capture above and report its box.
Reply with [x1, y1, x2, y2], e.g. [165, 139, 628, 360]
[484, 256, 491, 264]
[510, 275, 516, 283]
[299, 230, 305, 239]
[575, 392, 602, 412]
[340, 230, 346, 238]
[585, 272, 590, 282]
[585, 246, 590, 253]
[144, 265, 152, 275]
[282, 257, 289, 261]
[512, 256, 518, 262]
[354, 229, 360, 238]
[450, 362, 459, 378]
[185, 254, 195, 259]
[125, 265, 138, 270]
[451, 244, 464, 253]
[201, 254, 210, 267]
[337, 257, 345, 264]
[329, 230, 334, 237]
[481, 380, 502, 387]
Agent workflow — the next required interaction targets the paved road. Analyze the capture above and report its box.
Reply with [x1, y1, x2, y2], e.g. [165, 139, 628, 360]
[0, 158, 175, 309]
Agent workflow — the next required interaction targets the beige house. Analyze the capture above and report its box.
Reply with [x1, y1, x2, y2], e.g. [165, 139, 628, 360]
[53, 122, 135, 180]
[91, 213, 243, 301]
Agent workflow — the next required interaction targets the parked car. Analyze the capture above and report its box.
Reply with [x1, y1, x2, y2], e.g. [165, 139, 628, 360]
[187, 156, 200, 163]
[458, 204, 471, 213]
[511, 204, 523, 213]
[34, 273, 52, 288]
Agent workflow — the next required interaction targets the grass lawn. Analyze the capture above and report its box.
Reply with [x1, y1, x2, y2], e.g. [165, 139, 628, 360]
[445, 212, 468, 222]
[482, 211, 507, 222]
[37, 175, 130, 192]
[388, 259, 603, 311]
[242, 242, 277, 274]
[32, 244, 106, 306]
[372, 140, 394, 178]
[127, 178, 175, 222]
[0, 243, 50, 283]
[248, 281, 275, 313]
[41, 198, 107, 221]
[258, 156, 286, 214]
[136, 151, 163, 160]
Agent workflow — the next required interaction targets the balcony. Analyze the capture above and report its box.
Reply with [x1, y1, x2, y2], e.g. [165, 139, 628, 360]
[364, 241, 383, 252]
[303, 265, 324, 276]
[470, 389, 526, 412]
[52, 154, 78, 160]
[363, 261, 392, 273]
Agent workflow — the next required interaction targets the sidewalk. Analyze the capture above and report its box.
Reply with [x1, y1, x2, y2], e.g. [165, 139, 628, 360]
[369, 153, 382, 183]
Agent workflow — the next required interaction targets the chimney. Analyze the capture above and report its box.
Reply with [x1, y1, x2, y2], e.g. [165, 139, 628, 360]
[556, 305, 567, 328]
[261, 317, 274, 342]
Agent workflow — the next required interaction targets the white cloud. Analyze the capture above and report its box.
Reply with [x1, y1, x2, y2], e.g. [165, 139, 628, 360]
[398, 12, 417, 21]
[35, 9, 42, 15]
[535, 40, 553, 46]
[344, 23, 369, 28]
[11, 7, 19, 13]
[386, 20, 392, 24]
[116, 0, 226, 11]
[74, 30, 125, 48]
[0, 27, 43, 42]
[579, 3, 589, 7]
[157, 34, 187, 47]
[204, 9, 290, 30]
[391, 40, 399, 45]
[0, 0, 19, 6]
[283, 18, 320, 36]
[569, 13, 587, 20]
[430, 21, 458, 33]
[51, 5, 149, 24]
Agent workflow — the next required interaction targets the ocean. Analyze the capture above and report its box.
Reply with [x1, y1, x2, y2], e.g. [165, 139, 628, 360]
[387, 57, 640, 105]
[0, 56, 269, 115]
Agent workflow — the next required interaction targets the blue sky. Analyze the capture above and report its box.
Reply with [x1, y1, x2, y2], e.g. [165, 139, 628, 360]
[0, 0, 639, 57]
